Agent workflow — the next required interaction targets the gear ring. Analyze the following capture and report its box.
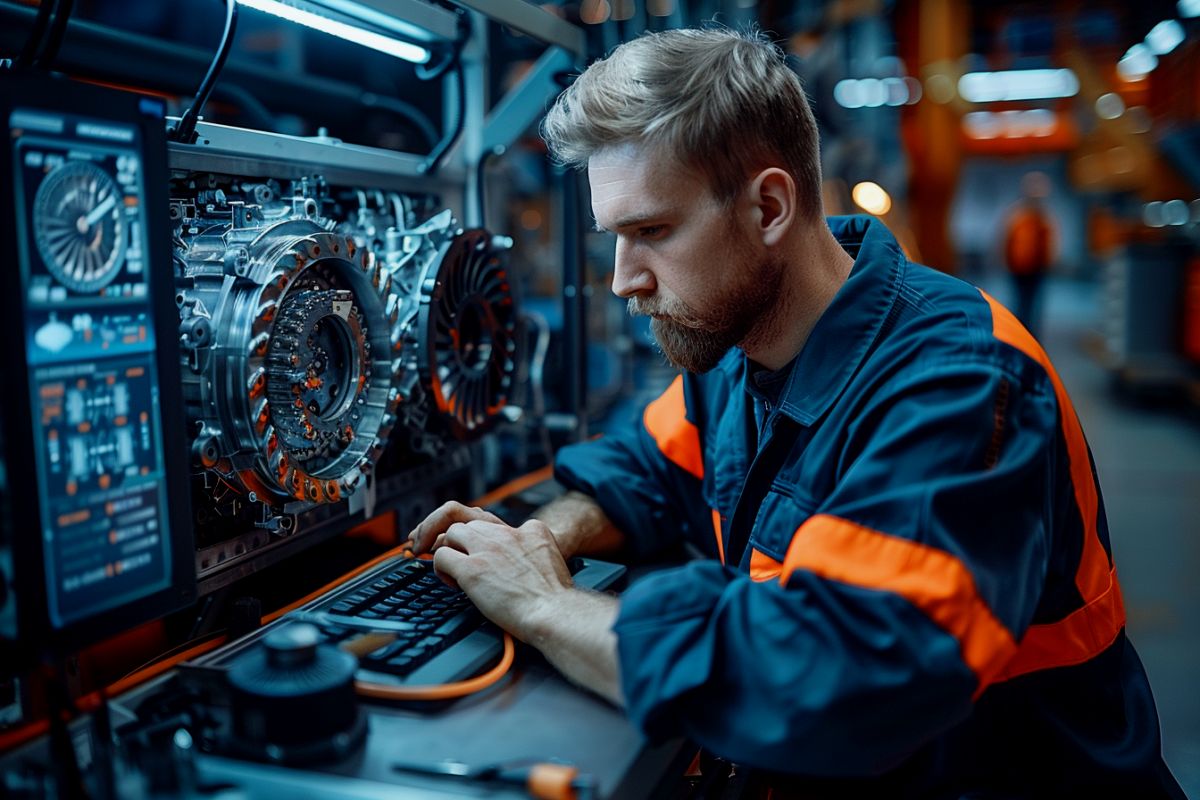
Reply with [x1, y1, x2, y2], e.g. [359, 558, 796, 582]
[417, 229, 517, 439]
[175, 219, 404, 507]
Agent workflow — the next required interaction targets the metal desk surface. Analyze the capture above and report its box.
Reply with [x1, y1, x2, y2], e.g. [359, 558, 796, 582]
[190, 648, 687, 799]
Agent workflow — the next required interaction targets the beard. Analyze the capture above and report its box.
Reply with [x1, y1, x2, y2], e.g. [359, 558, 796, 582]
[629, 248, 785, 374]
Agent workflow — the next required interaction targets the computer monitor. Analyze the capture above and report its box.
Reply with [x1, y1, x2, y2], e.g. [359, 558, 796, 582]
[0, 72, 195, 660]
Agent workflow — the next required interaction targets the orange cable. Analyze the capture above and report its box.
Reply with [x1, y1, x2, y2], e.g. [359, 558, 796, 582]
[262, 542, 411, 624]
[354, 631, 515, 702]
[4, 467, 558, 752]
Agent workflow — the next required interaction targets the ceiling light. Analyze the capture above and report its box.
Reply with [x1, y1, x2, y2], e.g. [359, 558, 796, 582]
[957, 69, 1079, 103]
[1145, 20, 1185, 55]
[852, 181, 892, 216]
[237, 0, 431, 63]
[1118, 44, 1158, 80]
[1163, 199, 1189, 226]
[1094, 93, 1125, 120]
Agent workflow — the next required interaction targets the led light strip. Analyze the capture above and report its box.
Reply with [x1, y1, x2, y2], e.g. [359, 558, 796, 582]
[237, 0, 430, 64]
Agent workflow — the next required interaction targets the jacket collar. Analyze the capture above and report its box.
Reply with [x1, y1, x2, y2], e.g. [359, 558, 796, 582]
[766, 215, 904, 425]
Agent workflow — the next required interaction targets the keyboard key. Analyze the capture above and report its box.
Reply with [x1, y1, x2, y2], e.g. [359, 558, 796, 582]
[434, 609, 480, 639]
[369, 641, 405, 660]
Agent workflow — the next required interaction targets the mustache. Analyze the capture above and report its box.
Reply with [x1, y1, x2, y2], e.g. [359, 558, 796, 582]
[627, 296, 709, 329]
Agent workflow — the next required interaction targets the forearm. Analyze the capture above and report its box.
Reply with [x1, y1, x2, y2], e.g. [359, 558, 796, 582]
[526, 589, 624, 707]
[532, 490, 627, 558]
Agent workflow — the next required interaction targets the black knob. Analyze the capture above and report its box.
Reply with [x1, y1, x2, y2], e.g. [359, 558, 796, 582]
[263, 622, 319, 669]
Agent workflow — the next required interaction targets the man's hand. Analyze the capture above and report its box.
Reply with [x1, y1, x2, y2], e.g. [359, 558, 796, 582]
[432, 518, 573, 642]
[407, 501, 625, 705]
[407, 501, 505, 555]
[431, 516, 624, 705]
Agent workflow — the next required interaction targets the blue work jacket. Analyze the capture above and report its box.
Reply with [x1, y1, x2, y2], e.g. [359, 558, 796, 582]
[555, 216, 1183, 797]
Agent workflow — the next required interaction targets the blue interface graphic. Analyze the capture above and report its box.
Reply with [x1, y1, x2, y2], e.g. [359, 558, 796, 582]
[12, 108, 173, 628]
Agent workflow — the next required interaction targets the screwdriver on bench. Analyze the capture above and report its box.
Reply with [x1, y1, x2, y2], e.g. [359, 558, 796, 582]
[392, 758, 594, 800]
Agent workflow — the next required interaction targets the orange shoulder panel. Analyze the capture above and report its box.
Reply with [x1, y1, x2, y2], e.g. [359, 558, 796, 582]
[979, 290, 1125, 682]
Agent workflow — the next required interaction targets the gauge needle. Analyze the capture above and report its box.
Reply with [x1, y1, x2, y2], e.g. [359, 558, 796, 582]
[84, 193, 118, 227]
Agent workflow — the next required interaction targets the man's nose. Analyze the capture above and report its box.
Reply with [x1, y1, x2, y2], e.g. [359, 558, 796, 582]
[610, 238, 655, 298]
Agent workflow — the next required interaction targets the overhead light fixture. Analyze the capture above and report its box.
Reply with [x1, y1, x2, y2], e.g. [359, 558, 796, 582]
[957, 69, 1079, 103]
[237, 0, 432, 63]
[1117, 43, 1158, 80]
[1178, 0, 1200, 18]
[1094, 92, 1125, 120]
[852, 181, 892, 216]
[1145, 19, 1185, 55]
[963, 109, 1058, 139]
[833, 77, 921, 109]
[1163, 199, 1190, 226]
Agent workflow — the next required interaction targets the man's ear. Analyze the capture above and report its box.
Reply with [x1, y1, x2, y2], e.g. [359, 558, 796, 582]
[747, 168, 797, 248]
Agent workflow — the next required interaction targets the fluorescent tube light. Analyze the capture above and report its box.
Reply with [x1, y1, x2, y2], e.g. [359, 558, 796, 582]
[237, 0, 431, 63]
[1117, 44, 1158, 80]
[1145, 20, 1185, 55]
[957, 69, 1079, 103]
[833, 77, 919, 109]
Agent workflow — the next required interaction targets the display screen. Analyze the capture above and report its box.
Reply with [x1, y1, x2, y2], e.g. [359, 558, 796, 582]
[11, 107, 173, 629]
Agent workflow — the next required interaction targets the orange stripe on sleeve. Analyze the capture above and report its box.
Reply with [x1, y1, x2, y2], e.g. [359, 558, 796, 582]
[997, 568, 1125, 681]
[711, 508, 725, 565]
[643, 375, 704, 480]
[749, 548, 782, 581]
[980, 291, 1125, 678]
[779, 514, 1018, 697]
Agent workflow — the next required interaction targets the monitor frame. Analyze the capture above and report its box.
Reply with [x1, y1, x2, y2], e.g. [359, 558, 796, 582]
[0, 71, 196, 661]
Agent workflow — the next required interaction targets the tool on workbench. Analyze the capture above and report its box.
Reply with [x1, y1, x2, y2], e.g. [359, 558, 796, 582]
[392, 758, 594, 799]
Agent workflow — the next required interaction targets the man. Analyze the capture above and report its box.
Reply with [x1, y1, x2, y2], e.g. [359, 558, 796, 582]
[409, 28, 1184, 797]
[1003, 171, 1056, 338]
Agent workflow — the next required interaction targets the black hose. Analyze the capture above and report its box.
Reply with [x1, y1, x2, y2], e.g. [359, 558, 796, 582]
[421, 50, 466, 174]
[361, 91, 439, 149]
[414, 42, 458, 81]
[474, 146, 495, 228]
[31, 0, 73, 70]
[171, 0, 238, 144]
[14, 0, 55, 67]
[419, 12, 470, 174]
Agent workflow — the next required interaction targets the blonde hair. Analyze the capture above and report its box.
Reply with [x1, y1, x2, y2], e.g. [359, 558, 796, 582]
[542, 27, 822, 218]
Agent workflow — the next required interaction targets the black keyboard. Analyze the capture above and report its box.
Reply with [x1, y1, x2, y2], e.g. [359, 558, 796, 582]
[289, 555, 625, 687]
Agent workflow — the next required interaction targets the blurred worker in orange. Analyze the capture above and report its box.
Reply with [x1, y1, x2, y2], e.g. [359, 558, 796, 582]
[1003, 172, 1056, 338]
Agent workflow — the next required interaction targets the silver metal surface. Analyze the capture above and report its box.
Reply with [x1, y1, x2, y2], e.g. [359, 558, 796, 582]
[449, 0, 586, 55]
[481, 46, 576, 155]
[167, 120, 463, 193]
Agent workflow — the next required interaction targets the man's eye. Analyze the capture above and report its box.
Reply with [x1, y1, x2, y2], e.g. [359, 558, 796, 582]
[639, 225, 667, 238]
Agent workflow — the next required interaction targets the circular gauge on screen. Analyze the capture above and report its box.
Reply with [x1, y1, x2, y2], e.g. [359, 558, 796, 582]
[33, 160, 127, 293]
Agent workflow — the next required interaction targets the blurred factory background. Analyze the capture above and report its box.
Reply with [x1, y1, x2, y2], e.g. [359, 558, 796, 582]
[1, 0, 1197, 792]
